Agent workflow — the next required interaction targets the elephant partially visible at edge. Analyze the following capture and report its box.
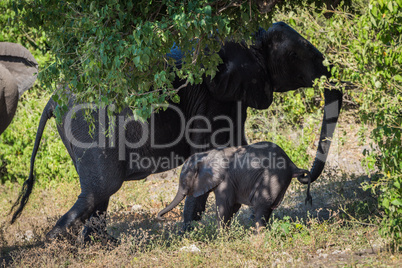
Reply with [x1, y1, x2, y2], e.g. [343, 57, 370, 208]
[0, 42, 38, 135]
[11, 22, 343, 241]
[158, 142, 312, 229]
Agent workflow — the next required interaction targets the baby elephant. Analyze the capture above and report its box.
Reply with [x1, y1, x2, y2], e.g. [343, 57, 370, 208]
[158, 141, 312, 228]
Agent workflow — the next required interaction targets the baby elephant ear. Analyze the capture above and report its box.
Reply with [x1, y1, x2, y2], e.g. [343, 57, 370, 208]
[192, 162, 225, 198]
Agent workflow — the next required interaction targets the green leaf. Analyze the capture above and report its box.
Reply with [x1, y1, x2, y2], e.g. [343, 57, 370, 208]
[394, 75, 402, 82]
[383, 198, 390, 209]
[171, 94, 180, 103]
[114, 56, 121, 68]
[204, 5, 211, 16]
[289, 18, 296, 26]
[142, 54, 150, 65]
[371, 4, 378, 16]
[391, 199, 402, 206]
[133, 56, 141, 66]
[387, 1, 394, 12]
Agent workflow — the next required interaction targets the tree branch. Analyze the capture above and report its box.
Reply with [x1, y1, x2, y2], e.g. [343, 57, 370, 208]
[132, 79, 190, 97]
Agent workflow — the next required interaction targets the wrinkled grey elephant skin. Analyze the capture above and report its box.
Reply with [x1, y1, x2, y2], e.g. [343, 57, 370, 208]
[11, 22, 343, 240]
[158, 142, 312, 228]
[0, 42, 38, 135]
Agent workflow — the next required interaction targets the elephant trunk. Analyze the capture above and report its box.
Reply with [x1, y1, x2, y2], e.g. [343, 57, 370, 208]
[157, 191, 187, 221]
[309, 87, 343, 182]
[293, 168, 313, 206]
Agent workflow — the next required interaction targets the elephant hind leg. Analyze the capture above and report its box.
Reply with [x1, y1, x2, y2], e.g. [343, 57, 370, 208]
[254, 206, 273, 230]
[231, 203, 242, 215]
[215, 200, 241, 229]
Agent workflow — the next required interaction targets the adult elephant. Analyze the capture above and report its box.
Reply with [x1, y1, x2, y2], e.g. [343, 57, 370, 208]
[11, 22, 343, 239]
[0, 42, 38, 135]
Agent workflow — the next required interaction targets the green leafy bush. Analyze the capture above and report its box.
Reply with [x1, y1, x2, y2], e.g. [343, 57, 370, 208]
[13, 0, 342, 120]
[280, 0, 402, 249]
[0, 89, 77, 185]
[1, 1, 70, 186]
[358, 0, 402, 250]
[14, 0, 276, 120]
[0, 1, 51, 64]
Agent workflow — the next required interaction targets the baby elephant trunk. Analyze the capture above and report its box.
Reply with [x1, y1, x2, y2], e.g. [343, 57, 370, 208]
[157, 191, 187, 221]
[293, 168, 313, 206]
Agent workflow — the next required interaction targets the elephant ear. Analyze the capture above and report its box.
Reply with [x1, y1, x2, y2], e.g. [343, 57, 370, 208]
[206, 41, 273, 109]
[0, 64, 19, 134]
[0, 42, 38, 97]
[192, 158, 226, 198]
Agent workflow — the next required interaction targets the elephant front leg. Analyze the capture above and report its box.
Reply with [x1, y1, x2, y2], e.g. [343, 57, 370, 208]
[183, 194, 210, 230]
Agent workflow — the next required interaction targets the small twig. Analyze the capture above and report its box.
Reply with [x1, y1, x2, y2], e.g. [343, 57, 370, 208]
[191, 36, 203, 65]
[342, 99, 358, 106]
[132, 79, 190, 97]
[249, 0, 252, 22]
[151, 2, 163, 21]
[345, 220, 377, 227]
[339, 207, 377, 227]
[218, 0, 246, 13]
[325, 81, 357, 90]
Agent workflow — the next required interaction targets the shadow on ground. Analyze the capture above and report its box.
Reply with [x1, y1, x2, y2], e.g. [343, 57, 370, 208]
[274, 172, 379, 223]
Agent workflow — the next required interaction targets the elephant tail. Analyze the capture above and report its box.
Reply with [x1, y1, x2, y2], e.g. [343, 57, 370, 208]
[10, 98, 56, 224]
[292, 168, 313, 206]
[293, 168, 310, 185]
[157, 191, 187, 221]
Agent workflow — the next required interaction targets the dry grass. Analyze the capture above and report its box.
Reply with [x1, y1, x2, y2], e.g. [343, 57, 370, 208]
[1, 110, 401, 267]
[1, 169, 400, 266]
[0, 179, 400, 268]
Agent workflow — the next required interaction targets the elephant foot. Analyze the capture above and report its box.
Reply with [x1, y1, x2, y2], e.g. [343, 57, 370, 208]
[180, 222, 195, 234]
[252, 222, 267, 235]
[46, 226, 66, 241]
[80, 224, 119, 246]
[46, 224, 118, 247]
[46, 224, 81, 243]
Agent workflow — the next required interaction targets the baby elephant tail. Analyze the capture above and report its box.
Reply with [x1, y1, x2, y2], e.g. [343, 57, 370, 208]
[293, 169, 313, 206]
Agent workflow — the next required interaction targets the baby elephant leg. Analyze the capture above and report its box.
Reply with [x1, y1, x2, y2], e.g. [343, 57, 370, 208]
[254, 206, 273, 230]
[215, 197, 241, 229]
